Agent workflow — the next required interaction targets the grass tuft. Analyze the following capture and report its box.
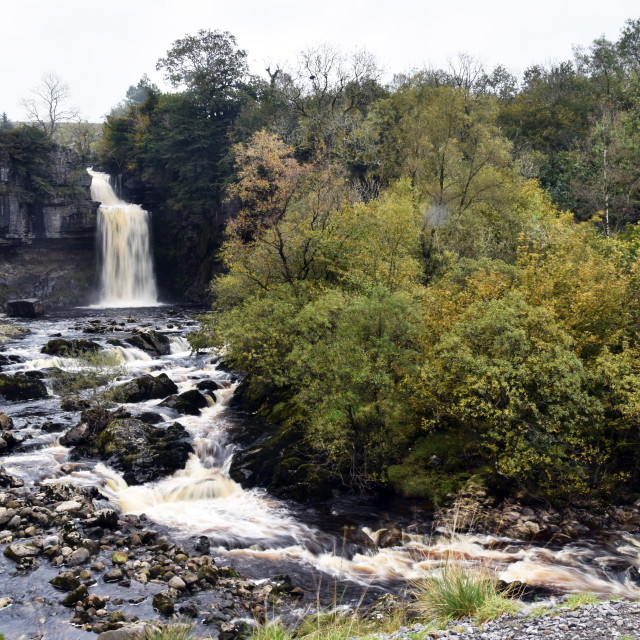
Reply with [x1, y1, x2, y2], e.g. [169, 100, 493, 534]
[137, 623, 198, 640]
[412, 563, 517, 623]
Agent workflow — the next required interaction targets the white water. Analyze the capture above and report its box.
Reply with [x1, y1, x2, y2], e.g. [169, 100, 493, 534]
[88, 170, 158, 308]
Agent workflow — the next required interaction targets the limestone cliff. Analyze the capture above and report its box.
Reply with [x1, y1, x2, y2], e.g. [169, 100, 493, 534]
[0, 131, 98, 309]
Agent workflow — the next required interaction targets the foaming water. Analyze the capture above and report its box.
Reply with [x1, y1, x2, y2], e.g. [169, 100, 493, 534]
[88, 170, 158, 308]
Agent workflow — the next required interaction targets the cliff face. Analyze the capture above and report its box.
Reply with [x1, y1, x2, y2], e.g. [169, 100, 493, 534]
[117, 172, 235, 304]
[0, 139, 99, 309]
[0, 147, 97, 248]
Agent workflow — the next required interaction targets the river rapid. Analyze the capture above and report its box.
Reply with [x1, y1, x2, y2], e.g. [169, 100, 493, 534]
[1, 307, 640, 637]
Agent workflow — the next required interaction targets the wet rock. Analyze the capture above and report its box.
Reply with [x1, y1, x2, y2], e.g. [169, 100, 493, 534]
[104, 568, 124, 583]
[196, 379, 221, 392]
[50, 571, 81, 591]
[6, 299, 44, 318]
[41, 338, 100, 356]
[41, 420, 65, 432]
[67, 546, 91, 566]
[160, 389, 209, 415]
[198, 564, 219, 585]
[96, 418, 194, 485]
[95, 508, 119, 529]
[195, 535, 210, 554]
[60, 407, 112, 448]
[0, 430, 17, 452]
[125, 329, 171, 356]
[0, 597, 13, 608]
[0, 373, 48, 401]
[61, 583, 88, 606]
[168, 576, 186, 590]
[378, 526, 402, 548]
[152, 592, 175, 616]
[114, 373, 178, 403]
[137, 411, 165, 425]
[342, 525, 376, 549]
[60, 396, 92, 411]
[0, 411, 13, 430]
[4, 543, 40, 561]
[84, 593, 108, 610]
[0, 467, 23, 488]
[179, 603, 199, 618]
[112, 551, 128, 564]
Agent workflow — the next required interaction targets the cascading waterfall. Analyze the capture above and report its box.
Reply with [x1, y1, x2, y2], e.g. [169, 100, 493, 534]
[88, 169, 158, 307]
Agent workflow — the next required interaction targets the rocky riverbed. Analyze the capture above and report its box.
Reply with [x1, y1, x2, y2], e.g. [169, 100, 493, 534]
[0, 468, 307, 639]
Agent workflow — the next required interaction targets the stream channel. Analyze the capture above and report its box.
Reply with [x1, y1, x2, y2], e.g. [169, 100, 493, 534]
[1, 307, 640, 638]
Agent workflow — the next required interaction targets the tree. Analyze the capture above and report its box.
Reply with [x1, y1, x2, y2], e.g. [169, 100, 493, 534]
[0, 113, 13, 131]
[156, 29, 251, 118]
[22, 73, 78, 140]
[278, 45, 385, 162]
[414, 292, 606, 500]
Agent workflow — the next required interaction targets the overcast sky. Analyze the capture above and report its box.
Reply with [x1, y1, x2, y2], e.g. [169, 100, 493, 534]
[2, 0, 639, 123]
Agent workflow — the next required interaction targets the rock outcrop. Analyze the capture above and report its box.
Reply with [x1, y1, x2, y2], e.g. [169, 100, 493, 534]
[0, 139, 98, 309]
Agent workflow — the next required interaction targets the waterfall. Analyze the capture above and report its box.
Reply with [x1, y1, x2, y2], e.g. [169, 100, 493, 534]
[88, 169, 158, 307]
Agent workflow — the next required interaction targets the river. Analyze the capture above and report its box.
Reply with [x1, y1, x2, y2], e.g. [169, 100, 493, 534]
[1, 306, 640, 638]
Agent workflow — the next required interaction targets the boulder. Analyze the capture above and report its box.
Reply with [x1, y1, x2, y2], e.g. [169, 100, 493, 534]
[0, 412, 13, 429]
[160, 389, 208, 415]
[125, 329, 171, 356]
[41, 338, 101, 356]
[6, 299, 44, 318]
[0, 373, 48, 401]
[60, 407, 112, 448]
[4, 543, 40, 561]
[115, 373, 178, 403]
[98, 419, 193, 484]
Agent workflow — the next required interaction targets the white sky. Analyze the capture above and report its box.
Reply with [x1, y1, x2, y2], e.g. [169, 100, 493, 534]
[2, 0, 639, 123]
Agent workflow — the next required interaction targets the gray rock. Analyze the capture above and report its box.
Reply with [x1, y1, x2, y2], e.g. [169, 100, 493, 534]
[4, 543, 40, 561]
[66, 546, 90, 566]
[6, 299, 44, 318]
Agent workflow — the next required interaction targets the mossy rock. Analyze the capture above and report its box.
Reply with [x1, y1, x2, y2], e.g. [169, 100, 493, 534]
[197, 564, 219, 585]
[271, 458, 338, 501]
[41, 338, 100, 356]
[159, 389, 208, 415]
[152, 592, 174, 616]
[0, 373, 48, 401]
[112, 551, 128, 565]
[50, 571, 81, 591]
[113, 373, 178, 403]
